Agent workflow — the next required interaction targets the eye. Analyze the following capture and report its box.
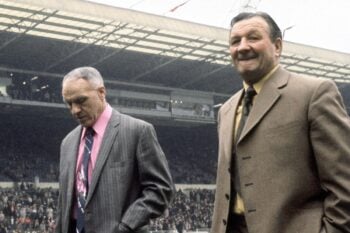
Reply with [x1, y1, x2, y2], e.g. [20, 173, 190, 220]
[65, 96, 88, 108]
[230, 38, 240, 46]
[63, 99, 72, 107]
[75, 97, 87, 105]
[247, 33, 261, 42]
[248, 36, 259, 41]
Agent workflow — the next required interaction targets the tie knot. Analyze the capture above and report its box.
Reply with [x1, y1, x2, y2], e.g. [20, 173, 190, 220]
[245, 86, 257, 99]
[242, 86, 256, 116]
[85, 127, 95, 138]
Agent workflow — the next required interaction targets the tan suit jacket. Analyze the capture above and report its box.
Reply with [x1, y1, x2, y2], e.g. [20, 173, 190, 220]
[211, 67, 350, 233]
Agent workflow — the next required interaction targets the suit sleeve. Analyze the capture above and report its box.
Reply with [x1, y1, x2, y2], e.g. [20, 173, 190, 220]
[120, 123, 175, 231]
[309, 79, 350, 232]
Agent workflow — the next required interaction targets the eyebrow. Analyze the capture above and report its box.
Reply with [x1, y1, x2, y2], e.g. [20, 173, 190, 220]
[64, 95, 88, 105]
[230, 29, 262, 40]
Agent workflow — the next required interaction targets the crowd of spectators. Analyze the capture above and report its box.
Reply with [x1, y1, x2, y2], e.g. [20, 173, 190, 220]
[150, 189, 214, 233]
[157, 126, 218, 184]
[0, 185, 214, 233]
[0, 185, 58, 233]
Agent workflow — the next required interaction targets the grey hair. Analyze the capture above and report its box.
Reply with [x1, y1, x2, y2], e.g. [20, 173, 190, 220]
[62, 66, 104, 88]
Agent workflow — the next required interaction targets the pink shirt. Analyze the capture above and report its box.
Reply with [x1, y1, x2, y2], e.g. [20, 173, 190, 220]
[73, 104, 112, 219]
[76, 104, 112, 184]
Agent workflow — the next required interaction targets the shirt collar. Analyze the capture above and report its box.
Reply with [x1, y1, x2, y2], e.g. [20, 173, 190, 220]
[243, 65, 279, 94]
[81, 104, 112, 139]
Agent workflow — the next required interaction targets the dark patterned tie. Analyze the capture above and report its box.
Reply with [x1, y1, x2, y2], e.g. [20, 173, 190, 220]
[235, 85, 257, 145]
[76, 127, 94, 233]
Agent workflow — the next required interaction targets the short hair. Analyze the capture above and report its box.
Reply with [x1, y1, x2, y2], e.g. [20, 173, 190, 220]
[62, 66, 104, 89]
[230, 12, 282, 42]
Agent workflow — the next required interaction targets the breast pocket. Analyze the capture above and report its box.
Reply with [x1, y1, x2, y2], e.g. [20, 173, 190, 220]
[265, 120, 306, 147]
[107, 159, 136, 184]
[263, 120, 309, 165]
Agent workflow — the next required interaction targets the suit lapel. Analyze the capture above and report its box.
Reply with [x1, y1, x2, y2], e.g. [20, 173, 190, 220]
[86, 110, 121, 204]
[238, 67, 289, 142]
[66, 127, 82, 212]
[221, 90, 243, 160]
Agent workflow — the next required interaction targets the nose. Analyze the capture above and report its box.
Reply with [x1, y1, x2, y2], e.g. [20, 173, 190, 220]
[237, 38, 250, 52]
[71, 103, 81, 115]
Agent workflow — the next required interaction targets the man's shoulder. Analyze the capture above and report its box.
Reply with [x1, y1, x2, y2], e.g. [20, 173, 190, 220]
[219, 91, 242, 113]
[61, 125, 81, 145]
[284, 68, 329, 85]
[112, 109, 152, 128]
[286, 70, 336, 93]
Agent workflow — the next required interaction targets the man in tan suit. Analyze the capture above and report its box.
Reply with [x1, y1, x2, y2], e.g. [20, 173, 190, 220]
[211, 12, 350, 233]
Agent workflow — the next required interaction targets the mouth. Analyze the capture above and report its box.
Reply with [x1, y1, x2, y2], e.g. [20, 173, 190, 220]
[237, 54, 258, 61]
[237, 51, 258, 61]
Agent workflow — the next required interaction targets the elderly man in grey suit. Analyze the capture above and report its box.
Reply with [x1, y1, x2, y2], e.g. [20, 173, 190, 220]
[55, 66, 174, 233]
[211, 12, 350, 233]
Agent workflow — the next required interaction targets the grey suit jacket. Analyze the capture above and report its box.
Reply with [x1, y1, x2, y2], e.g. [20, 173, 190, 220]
[211, 67, 350, 233]
[56, 109, 175, 233]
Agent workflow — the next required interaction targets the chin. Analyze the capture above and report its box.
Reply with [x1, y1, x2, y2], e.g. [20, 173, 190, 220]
[237, 66, 256, 76]
[240, 71, 262, 84]
[78, 120, 89, 127]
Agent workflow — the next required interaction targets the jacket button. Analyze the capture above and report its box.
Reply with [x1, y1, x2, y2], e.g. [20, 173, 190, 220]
[222, 219, 227, 225]
[225, 194, 230, 200]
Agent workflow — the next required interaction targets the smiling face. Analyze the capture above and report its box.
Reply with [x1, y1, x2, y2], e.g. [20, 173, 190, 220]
[229, 16, 282, 84]
[62, 78, 106, 127]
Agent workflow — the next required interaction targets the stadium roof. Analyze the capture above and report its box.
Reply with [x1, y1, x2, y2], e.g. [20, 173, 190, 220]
[0, 0, 349, 98]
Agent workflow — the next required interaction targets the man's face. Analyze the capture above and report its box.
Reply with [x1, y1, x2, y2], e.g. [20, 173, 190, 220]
[62, 78, 106, 127]
[229, 16, 282, 84]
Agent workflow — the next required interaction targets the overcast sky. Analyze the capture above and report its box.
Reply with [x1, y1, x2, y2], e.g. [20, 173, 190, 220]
[89, 0, 350, 54]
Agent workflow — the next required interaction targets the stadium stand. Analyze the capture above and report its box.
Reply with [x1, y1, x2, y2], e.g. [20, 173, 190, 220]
[0, 110, 218, 184]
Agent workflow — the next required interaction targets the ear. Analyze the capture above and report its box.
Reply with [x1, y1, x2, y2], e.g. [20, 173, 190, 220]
[97, 86, 106, 101]
[274, 37, 283, 57]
